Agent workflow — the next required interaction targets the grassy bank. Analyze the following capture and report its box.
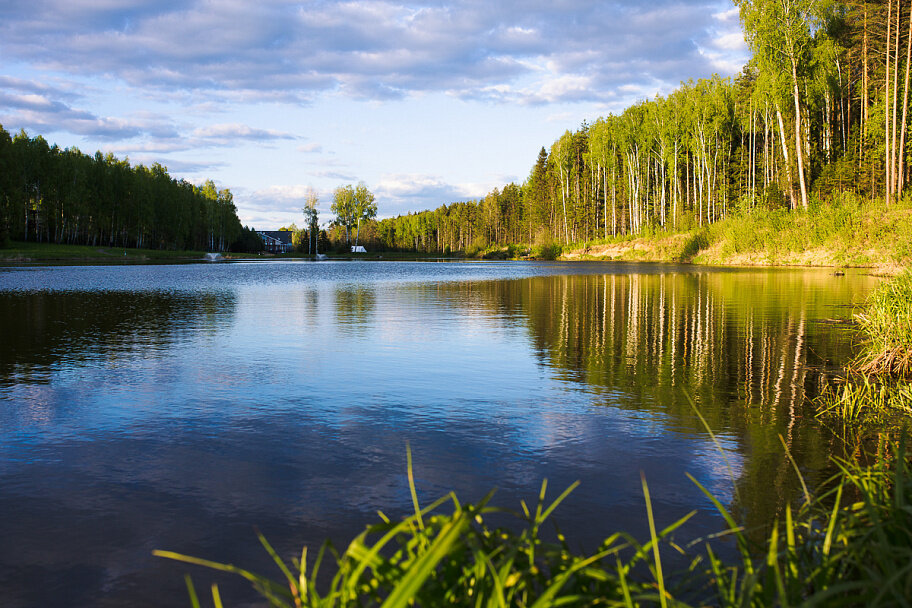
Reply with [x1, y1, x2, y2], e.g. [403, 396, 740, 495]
[559, 195, 912, 269]
[0, 241, 221, 263]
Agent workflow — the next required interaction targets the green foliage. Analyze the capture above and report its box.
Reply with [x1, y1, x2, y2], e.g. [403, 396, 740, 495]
[230, 226, 266, 254]
[331, 182, 376, 246]
[817, 376, 912, 421]
[302, 187, 320, 254]
[0, 125, 242, 251]
[530, 243, 561, 260]
[529, 228, 561, 260]
[759, 182, 788, 211]
[678, 229, 710, 262]
[464, 236, 488, 258]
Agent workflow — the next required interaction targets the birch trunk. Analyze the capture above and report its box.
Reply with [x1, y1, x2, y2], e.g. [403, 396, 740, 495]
[776, 107, 797, 207]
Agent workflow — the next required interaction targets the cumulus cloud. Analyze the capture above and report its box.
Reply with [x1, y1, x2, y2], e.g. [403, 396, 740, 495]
[1, 1, 745, 106]
[0, 76, 167, 140]
[374, 173, 495, 217]
[698, 4, 749, 75]
[0, 75, 79, 99]
[240, 184, 337, 227]
[0, 76, 306, 156]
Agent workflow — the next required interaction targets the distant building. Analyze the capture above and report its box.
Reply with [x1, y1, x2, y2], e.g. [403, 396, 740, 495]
[351, 245, 367, 253]
[257, 230, 294, 253]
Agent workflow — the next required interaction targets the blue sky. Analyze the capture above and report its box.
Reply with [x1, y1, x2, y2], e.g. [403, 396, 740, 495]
[0, 0, 748, 229]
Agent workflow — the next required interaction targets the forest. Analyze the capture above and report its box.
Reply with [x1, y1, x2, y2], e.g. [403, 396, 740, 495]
[370, 1, 912, 255]
[3, 1, 908, 258]
[0, 125, 249, 252]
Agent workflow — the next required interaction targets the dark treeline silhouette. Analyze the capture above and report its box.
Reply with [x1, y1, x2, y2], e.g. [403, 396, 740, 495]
[375, 1, 906, 253]
[0, 125, 244, 251]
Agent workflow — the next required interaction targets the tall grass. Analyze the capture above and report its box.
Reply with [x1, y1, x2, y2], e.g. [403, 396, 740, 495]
[854, 271, 912, 377]
[157, 439, 912, 607]
[817, 271, 912, 422]
[817, 377, 912, 422]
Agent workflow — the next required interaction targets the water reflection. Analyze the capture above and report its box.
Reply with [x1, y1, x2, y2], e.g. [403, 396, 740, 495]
[433, 270, 875, 534]
[334, 286, 377, 336]
[0, 290, 237, 386]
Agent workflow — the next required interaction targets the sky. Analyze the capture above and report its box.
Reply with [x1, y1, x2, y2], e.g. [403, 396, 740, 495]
[0, 0, 749, 229]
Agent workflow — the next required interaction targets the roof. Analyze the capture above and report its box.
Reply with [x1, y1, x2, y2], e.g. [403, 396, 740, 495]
[257, 230, 294, 245]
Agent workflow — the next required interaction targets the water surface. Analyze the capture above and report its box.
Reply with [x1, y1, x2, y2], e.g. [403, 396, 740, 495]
[0, 261, 877, 606]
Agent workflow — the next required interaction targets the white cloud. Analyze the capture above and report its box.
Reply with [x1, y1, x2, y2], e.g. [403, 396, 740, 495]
[192, 123, 298, 144]
[1, 1, 746, 105]
[372, 172, 520, 217]
[713, 6, 740, 23]
[714, 31, 747, 52]
[530, 74, 593, 104]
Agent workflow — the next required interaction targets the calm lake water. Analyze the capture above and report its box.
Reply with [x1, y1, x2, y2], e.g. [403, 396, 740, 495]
[0, 260, 879, 606]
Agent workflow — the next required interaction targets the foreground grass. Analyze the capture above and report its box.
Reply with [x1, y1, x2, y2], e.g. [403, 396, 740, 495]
[157, 439, 912, 607]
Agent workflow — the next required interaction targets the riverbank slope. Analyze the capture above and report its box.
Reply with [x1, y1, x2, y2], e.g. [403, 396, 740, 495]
[560, 198, 912, 271]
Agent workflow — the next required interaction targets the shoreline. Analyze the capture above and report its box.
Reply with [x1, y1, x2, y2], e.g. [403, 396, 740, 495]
[0, 242, 904, 274]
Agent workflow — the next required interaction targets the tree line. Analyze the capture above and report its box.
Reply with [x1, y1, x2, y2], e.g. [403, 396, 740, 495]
[371, 0, 910, 253]
[0, 125, 246, 251]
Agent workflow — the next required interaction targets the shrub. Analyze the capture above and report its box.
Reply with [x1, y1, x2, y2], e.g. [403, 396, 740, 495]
[464, 236, 488, 258]
[679, 229, 709, 261]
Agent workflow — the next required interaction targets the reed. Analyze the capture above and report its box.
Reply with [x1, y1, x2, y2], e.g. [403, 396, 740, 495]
[853, 270, 912, 378]
[815, 270, 912, 423]
[817, 376, 912, 422]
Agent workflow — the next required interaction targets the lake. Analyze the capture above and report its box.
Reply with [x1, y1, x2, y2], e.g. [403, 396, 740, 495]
[0, 260, 878, 606]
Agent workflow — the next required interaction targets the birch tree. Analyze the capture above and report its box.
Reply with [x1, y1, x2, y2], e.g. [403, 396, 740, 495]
[737, 0, 819, 210]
